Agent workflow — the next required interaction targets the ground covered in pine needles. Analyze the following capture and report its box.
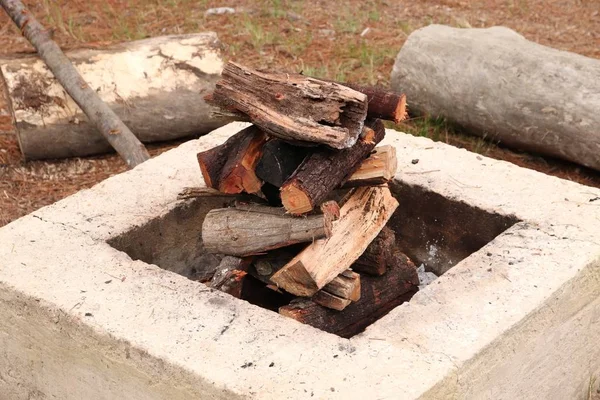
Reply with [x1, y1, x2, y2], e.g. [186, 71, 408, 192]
[1, 0, 599, 227]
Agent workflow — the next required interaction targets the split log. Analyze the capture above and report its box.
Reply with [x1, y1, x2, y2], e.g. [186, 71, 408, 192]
[312, 270, 361, 311]
[392, 24, 600, 172]
[343, 145, 398, 187]
[271, 185, 399, 296]
[279, 257, 419, 337]
[196, 125, 263, 191]
[218, 127, 267, 194]
[352, 227, 395, 276]
[201, 204, 335, 256]
[321, 270, 361, 301]
[0, 30, 228, 161]
[211, 61, 368, 149]
[255, 139, 309, 187]
[311, 291, 351, 311]
[209, 256, 251, 297]
[280, 118, 386, 215]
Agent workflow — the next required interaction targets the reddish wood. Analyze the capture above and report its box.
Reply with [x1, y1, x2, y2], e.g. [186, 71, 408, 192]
[211, 62, 368, 149]
[279, 257, 419, 337]
[219, 126, 268, 194]
[280, 118, 386, 215]
[209, 256, 252, 298]
[271, 186, 399, 296]
[345, 84, 408, 124]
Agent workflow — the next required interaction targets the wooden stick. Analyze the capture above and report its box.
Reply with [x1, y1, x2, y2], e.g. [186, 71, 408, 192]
[352, 227, 395, 276]
[279, 258, 418, 337]
[0, 0, 149, 168]
[177, 187, 267, 204]
[343, 145, 398, 188]
[280, 118, 386, 215]
[255, 139, 309, 187]
[202, 205, 335, 256]
[211, 62, 368, 149]
[271, 185, 399, 296]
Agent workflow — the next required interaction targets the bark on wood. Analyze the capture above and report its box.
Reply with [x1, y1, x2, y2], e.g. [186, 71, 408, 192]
[388, 247, 419, 286]
[255, 139, 309, 187]
[352, 227, 396, 276]
[343, 145, 398, 187]
[392, 24, 600, 172]
[271, 185, 399, 296]
[343, 83, 407, 124]
[196, 125, 257, 189]
[279, 259, 418, 337]
[0, 0, 150, 167]
[218, 127, 268, 194]
[209, 256, 251, 297]
[201, 205, 334, 256]
[0, 32, 228, 161]
[280, 118, 386, 215]
[211, 61, 368, 149]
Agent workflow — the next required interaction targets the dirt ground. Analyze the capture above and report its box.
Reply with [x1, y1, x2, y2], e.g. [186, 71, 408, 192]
[1, 0, 599, 227]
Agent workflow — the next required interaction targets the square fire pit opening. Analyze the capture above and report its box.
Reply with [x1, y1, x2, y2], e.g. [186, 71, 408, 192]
[108, 182, 518, 337]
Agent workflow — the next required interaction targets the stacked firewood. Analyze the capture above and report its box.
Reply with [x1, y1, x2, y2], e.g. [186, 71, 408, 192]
[186, 61, 419, 337]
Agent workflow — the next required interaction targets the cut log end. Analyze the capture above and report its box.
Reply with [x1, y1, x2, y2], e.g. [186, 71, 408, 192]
[394, 94, 408, 124]
[280, 183, 313, 215]
[312, 291, 352, 311]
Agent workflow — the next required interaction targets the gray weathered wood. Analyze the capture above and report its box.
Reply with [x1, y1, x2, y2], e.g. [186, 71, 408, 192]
[0, 31, 228, 160]
[392, 25, 600, 171]
[0, 0, 149, 167]
[201, 205, 333, 256]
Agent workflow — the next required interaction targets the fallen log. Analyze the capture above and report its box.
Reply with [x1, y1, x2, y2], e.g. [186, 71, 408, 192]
[270, 185, 399, 296]
[209, 256, 252, 297]
[211, 61, 368, 149]
[279, 257, 418, 337]
[392, 25, 600, 172]
[352, 227, 395, 276]
[280, 118, 386, 215]
[342, 145, 398, 187]
[0, 33, 228, 160]
[218, 127, 267, 194]
[202, 204, 335, 256]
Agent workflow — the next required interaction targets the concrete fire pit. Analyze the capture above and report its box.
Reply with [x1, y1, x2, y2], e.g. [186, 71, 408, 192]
[1, 122, 599, 399]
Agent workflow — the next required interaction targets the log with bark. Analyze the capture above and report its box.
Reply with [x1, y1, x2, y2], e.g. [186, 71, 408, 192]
[217, 127, 268, 194]
[210, 61, 368, 149]
[327, 81, 407, 124]
[201, 203, 337, 256]
[392, 24, 600, 172]
[280, 118, 386, 215]
[196, 125, 266, 193]
[270, 185, 399, 296]
[279, 255, 419, 337]
[0, 31, 228, 161]
[352, 227, 395, 276]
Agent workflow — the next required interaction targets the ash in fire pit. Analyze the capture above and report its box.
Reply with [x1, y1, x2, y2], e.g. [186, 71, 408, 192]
[109, 62, 517, 337]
